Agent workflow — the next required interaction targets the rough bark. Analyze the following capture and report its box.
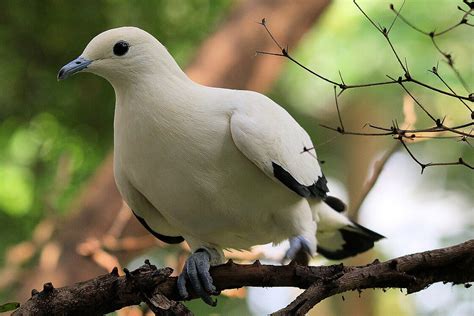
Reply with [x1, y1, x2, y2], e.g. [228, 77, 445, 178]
[16, 0, 331, 301]
[14, 240, 474, 316]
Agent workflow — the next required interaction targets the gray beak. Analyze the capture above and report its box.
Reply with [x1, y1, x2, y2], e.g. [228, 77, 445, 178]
[57, 57, 92, 80]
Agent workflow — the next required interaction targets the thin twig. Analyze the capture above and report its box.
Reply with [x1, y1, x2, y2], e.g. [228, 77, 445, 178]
[429, 66, 472, 111]
[391, 2, 473, 37]
[333, 86, 345, 132]
[398, 137, 473, 173]
[256, 9, 473, 101]
[387, 0, 405, 34]
[390, 1, 473, 93]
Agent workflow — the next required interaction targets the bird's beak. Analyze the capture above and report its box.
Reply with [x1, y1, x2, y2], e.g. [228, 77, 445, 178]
[57, 56, 92, 80]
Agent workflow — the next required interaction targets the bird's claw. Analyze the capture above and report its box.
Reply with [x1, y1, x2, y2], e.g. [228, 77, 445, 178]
[284, 235, 312, 262]
[177, 249, 219, 306]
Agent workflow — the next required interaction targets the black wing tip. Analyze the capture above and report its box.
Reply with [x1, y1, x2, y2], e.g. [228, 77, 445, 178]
[311, 174, 329, 199]
[272, 162, 328, 199]
[132, 211, 184, 244]
[318, 223, 384, 260]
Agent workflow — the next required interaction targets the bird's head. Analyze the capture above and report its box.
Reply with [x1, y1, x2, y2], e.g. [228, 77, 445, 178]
[58, 27, 176, 86]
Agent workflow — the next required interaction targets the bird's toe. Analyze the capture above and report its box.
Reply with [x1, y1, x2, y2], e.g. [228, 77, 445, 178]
[177, 271, 189, 299]
[285, 235, 312, 261]
[178, 249, 218, 306]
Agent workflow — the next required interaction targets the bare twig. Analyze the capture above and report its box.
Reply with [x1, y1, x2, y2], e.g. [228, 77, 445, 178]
[256, 8, 473, 102]
[429, 65, 472, 111]
[397, 137, 473, 173]
[321, 86, 473, 172]
[390, 1, 473, 93]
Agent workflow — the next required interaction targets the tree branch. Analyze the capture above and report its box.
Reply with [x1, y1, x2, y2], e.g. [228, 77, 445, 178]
[13, 240, 474, 316]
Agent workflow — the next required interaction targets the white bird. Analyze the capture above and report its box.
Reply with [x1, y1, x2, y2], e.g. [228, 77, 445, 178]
[58, 27, 383, 305]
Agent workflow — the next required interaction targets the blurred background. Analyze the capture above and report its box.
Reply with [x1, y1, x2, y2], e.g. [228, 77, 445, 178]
[0, 0, 472, 315]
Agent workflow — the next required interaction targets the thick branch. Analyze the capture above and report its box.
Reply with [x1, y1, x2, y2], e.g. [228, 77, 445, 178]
[275, 239, 474, 315]
[14, 240, 474, 316]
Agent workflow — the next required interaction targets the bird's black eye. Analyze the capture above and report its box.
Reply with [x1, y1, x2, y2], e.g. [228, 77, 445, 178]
[113, 41, 129, 56]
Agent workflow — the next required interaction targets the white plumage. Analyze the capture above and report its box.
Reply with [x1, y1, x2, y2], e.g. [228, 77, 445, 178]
[59, 26, 383, 303]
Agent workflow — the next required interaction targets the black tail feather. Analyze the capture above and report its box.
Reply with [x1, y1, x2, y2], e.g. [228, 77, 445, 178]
[324, 195, 346, 213]
[318, 222, 384, 260]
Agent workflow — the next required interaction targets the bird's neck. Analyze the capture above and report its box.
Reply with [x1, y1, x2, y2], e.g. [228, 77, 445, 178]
[110, 60, 191, 91]
[112, 64, 203, 124]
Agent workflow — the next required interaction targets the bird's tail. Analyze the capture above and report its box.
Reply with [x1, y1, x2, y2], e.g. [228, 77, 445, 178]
[315, 196, 385, 260]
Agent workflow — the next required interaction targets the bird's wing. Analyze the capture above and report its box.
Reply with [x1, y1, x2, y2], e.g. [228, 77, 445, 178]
[230, 94, 328, 199]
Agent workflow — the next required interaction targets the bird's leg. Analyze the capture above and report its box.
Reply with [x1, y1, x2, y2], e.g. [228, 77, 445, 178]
[177, 248, 220, 306]
[284, 235, 313, 263]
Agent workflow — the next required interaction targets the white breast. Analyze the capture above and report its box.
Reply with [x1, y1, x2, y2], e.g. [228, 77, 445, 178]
[113, 82, 311, 249]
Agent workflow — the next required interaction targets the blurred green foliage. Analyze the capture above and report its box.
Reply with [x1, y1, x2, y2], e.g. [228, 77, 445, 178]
[0, 301, 20, 313]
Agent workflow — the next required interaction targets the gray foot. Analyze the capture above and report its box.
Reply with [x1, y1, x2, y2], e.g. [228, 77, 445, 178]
[285, 235, 312, 262]
[177, 249, 218, 306]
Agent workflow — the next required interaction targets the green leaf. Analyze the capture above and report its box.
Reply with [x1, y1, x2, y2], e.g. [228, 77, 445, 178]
[0, 165, 33, 216]
[0, 302, 20, 313]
